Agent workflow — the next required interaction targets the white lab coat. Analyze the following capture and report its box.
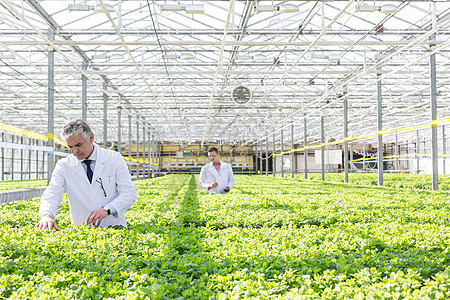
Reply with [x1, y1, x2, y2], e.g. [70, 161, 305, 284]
[198, 161, 235, 193]
[39, 143, 137, 227]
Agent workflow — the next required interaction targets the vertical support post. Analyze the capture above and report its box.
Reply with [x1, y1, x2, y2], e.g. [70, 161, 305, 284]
[266, 136, 269, 176]
[117, 107, 122, 154]
[273, 133, 276, 177]
[363, 141, 366, 170]
[430, 45, 438, 190]
[443, 125, 446, 175]
[152, 134, 155, 166]
[11, 135, 15, 181]
[255, 143, 258, 174]
[148, 131, 151, 178]
[304, 118, 307, 179]
[291, 123, 295, 178]
[103, 81, 108, 149]
[128, 114, 132, 173]
[321, 115, 325, 180]
[47, 29, 55, 183]
[136, 120, 140, 179]
[343, 86, 349, 183]
[1, 132, 4, 181]
[143, 125, 146, 178]
[281, 129, 284, 178]
[260, 140, 263, 175]
[36, 139, 39, 179]
[28, 137, 32, 179]
[81, 61, 87, 121]
[350, 144, 354, 170]
[416, 130, 420, 174]
[377, 69, 383, 186]
[41, 139, 46, 179]
[395, 134, 399, 170]
[158, 141, 161, 172]
[20, 136, 24, 180]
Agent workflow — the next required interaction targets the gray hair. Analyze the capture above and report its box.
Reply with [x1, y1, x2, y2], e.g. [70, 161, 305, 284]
[62, 119, 93, 142]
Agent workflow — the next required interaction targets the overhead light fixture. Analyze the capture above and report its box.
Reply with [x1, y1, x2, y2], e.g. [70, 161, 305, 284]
[185, 4, 204, 14]
[68, 3, 91, 11]
[160, 3, 204, 14]
[92, 53, 108, 60]
[236, 55, 251, 61]
[327, 53, 342, 61]
[69, 3, 114, 13]
[162, 53, 178, 59]
[311, 53, 341, 61]
[356, 3, 376, 12]
[278, 4, 299, 13]
[255, 4, 276, 12]
[252, 54, 267, 61]
[0, 53, 16, 60]
[110, 54, 124, 60]
[160, 4, 183, 11]
[356, 3, 400, 14]
[256, 3, 298, 13]
[375, 54, 388, 60]
[162, 53, 195, 60]
[379, 4, 400, 13]
[179, 53, 195, 60]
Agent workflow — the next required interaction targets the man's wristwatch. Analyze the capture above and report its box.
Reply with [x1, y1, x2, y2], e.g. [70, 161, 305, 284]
[102, 207, 111, 215]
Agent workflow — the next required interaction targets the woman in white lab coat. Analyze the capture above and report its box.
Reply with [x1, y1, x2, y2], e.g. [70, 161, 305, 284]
[34, 119, 137, 231]
[198, 147, 235, 193]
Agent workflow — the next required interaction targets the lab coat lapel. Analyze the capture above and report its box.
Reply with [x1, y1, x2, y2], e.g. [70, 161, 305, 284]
[72, 156, 91, 185]
[93, 147, 106, 182]
[209, 162, 219, 180]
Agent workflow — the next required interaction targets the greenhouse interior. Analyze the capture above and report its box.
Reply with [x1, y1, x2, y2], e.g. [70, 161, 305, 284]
[1, 0, 450, 298]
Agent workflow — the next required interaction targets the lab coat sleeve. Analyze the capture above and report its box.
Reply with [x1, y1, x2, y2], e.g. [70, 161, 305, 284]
[108, 153, 137, 215]
[227, 165, 235, 189]
[39, 161, 66, 219]
[198, 166, 210, 191]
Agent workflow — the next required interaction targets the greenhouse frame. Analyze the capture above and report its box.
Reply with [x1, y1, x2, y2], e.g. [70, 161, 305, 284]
[1, 0, 450, 298]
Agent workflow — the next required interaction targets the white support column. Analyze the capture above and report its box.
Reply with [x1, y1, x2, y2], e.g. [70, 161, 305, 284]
[321, 114, 325, 181]
[273, 133, 276, 177]
[363, 141, 366, 170]
[416, 130, 420, 174]
[443, 126, 446, 175]
[303, 118, 307, 179]
[103, 81, 108, 149]
[266, 136, 269, 176]
[260, 140, 263, 175]
[82, 61, 87, 121]
[430, 44, 438, 190]
[281, 129, 284, 178]
[395, 134, 399, 171]
[291, 123, 294, 179]
[128, 114, 132, 173]
[117, 107, 122, 154]
[47, 29, 55, 183]
[343, 87, 349, 183]
[377, 69, 383, 186]
[136, 120, 140, 179]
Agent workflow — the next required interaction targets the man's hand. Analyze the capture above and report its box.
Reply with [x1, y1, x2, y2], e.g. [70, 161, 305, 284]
[34, 214, 60, 232]
[208, 181, 218, 190]
[224, 186, 231, 193]
[87, 208, 108, 226]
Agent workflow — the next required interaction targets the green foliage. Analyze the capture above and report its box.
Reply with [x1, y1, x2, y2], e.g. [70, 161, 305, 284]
[1, 174, 450, 299]
[0, 179, 46, 193]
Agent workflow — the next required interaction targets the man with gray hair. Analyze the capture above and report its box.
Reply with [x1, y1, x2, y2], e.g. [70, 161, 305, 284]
[34, 119, 137, 231]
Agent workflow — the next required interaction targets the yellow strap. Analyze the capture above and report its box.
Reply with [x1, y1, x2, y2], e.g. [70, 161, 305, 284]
[273, 117, 450, 157]
[0, 122, 68, 148]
